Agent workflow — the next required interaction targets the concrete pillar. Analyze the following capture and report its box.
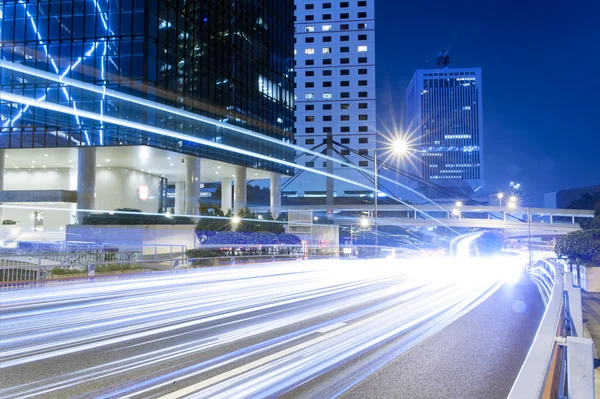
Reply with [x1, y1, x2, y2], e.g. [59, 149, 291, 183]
[326, 133, 334, 219]
[269, 173, 281, 219]
[221, 178, 233, 215]
[233, 166, 247, 215]
[76, 147, 96, 224]
[185, 157, 201, 215]
[174, 181, 185, 215]
[0, 149, 4, 222]
[550, 214, 554, 224]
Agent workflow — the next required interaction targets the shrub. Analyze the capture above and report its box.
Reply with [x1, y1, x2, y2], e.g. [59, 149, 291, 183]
[556, 229, 600, 265]
[187, 248, 224, 266]
[2, 220, 17, 225]
[246, 232, 278, 245]
[82, 209, 193, 225]
[277, 234, 302, 245]
[203, 232, 248, 250]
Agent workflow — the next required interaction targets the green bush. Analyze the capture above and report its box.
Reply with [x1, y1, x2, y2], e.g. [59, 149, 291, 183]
[556, 229, 600, 265]
[2, 220, 17, 225]
[51, 266, 87, 275]
[94, 263, 142, 273]
[83, 209, 193, 225]
[187, 248, 224, 267]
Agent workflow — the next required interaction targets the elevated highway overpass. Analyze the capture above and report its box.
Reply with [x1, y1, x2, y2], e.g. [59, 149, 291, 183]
[251, 204, 594, 234]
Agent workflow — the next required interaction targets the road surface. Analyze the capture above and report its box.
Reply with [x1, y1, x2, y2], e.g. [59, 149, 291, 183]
[0, 258, 543, 398]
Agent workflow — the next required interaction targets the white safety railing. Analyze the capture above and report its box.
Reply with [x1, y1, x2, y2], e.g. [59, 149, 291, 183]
[508, 259, 595, 399]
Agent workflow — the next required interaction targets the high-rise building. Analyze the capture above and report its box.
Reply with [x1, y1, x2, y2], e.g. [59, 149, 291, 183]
[0, 0, 294, 229]
[287, 0, 376, 199]
[406, 67, 484, 197]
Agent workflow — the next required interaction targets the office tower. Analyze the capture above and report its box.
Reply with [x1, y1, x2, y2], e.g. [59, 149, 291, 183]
[288, 0, 376, 199]
[406, 67, 484, 197]
[0, 0, 295, 228]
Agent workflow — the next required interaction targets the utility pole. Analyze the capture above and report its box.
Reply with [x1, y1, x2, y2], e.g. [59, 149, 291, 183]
[374, 149, 379, 251]
[528, 207, 533, 266]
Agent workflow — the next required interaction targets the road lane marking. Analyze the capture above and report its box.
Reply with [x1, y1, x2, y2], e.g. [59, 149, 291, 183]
[157, 308, 404, 399]
[316, 322, 346, 334]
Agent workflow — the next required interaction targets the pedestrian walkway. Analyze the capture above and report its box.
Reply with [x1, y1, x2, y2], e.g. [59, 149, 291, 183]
[581, 292, 600, 398]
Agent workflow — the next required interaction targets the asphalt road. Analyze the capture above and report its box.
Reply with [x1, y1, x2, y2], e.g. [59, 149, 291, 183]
[0, 257, 543, 399]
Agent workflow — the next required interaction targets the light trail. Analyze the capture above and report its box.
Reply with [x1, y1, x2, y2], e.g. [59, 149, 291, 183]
[0, 258, 519, 398]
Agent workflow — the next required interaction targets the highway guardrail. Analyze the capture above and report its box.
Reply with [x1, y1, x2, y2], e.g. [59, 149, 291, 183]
[508, 259, 594, 398]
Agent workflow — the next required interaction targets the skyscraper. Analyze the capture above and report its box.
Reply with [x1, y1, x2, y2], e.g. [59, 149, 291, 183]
[0, 0, 295, 228]
[287, 0, 376, 199]
[406, 67, 484, 197]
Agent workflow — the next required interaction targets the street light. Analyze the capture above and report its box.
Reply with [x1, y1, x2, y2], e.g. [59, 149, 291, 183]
[507, 201, 517, 210]
[509, 195, 517, 202]
[455, 201, 463, 208]
[231, 216, 241, 224]
[452, 208, 461, 220]
[373, 138, 410, 252]
[360, 217, 370, 228]
[497, 192, 504, 206]
[392, 139, 409, 155]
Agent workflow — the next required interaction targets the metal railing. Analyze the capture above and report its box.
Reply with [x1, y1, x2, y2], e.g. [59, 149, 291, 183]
[0, 243, 188, 289]
[508, 259, 595, 399]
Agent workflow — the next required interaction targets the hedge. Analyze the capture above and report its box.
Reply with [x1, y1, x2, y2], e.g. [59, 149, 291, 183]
[83, 209, 193, 225]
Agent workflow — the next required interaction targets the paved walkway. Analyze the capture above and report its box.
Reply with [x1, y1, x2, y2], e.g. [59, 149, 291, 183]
[581, 292, 600, 397]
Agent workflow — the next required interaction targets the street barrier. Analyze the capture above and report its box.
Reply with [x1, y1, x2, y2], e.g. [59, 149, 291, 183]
[508, 259, 594, 399]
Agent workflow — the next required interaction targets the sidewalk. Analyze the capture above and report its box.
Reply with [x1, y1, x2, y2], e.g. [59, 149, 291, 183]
[581, 292, 600, 397]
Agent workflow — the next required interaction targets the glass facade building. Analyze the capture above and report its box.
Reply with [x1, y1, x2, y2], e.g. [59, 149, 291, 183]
[406, 67, 484, 194]
[0, 0, 295, 174]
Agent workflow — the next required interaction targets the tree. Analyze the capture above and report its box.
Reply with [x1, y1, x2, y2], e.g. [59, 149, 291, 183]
[568, 193, 600, 210]
[580, 202, 600, 230]
[556, 229, 600, 265]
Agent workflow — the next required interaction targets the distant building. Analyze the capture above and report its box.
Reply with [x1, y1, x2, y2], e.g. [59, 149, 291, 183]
[287, 0, 377, 199]
[406, 67, 484, 197]
[545, 185, 600, 209]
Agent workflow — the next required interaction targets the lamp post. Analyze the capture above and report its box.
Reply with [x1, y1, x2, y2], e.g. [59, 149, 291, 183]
[372, 139, 408, 252]
[497, 192, 504, 207]
[453, 201, 463, 220]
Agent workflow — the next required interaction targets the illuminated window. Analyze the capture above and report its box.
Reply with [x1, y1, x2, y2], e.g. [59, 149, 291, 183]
[358, 45, 368, 52]
[323, 93, 333, 99]
[305, 48, 315, 55]
[322, 47, 332, 54]
[322, 25, 332, 31]
[305, 26, 315, 32]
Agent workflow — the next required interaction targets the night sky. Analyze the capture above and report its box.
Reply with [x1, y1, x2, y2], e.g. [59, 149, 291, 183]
[375, 0, 600, 205]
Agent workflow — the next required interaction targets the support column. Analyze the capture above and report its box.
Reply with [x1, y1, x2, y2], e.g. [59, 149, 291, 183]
[326, 133, 334, 219]
[174, 181, 185, 215]
[233, 166, 247, 215]
[185, 157, 201, 215]
[221, 178, 233, 215]
[269, 173, 281, 219]
[76, 147, 96, 224]
[0, 149, 4, 222]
